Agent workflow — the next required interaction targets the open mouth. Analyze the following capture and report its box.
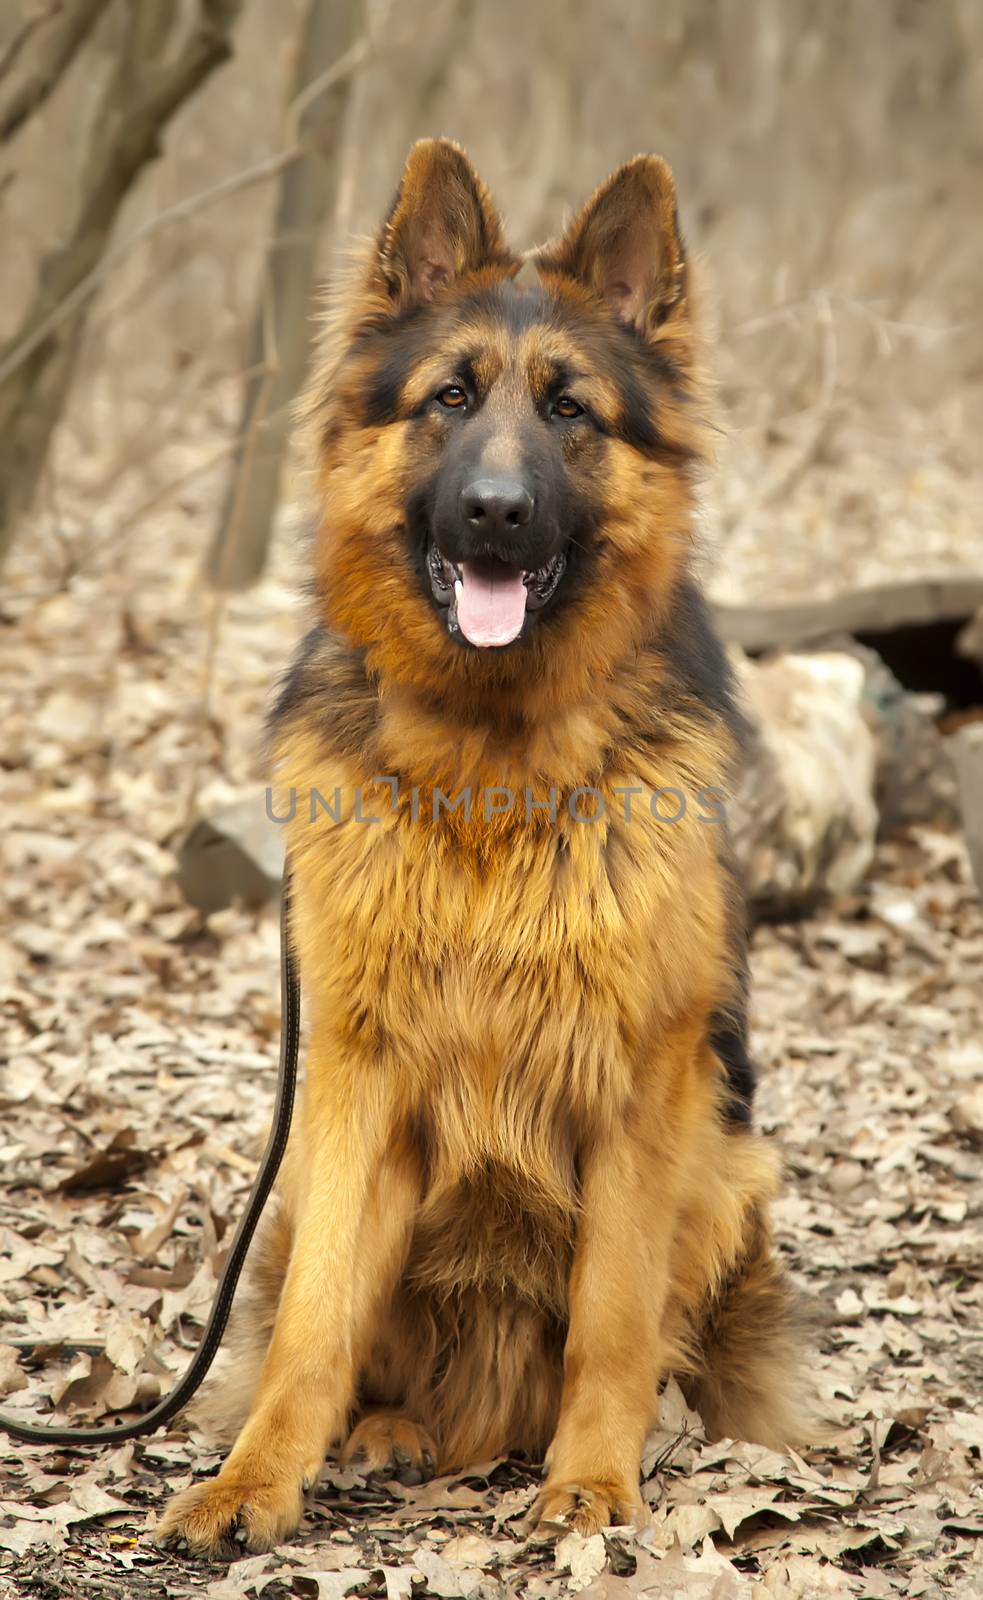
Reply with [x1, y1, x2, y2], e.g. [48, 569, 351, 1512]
[427, 544, 567, 648]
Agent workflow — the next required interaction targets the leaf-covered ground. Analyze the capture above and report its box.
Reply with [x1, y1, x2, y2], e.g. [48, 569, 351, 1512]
[1, 465, 981, 1599]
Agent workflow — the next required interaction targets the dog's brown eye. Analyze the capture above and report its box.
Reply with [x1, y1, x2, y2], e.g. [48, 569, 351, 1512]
[437, 385, 467, 409]
[552, 396, 584, 420]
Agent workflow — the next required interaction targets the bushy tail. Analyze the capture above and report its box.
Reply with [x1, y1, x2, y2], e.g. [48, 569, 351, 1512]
[682, 1213, 809, 1450]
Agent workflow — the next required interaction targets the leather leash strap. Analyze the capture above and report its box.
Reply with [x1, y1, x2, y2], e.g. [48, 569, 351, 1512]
[0, 868, 300, 1446]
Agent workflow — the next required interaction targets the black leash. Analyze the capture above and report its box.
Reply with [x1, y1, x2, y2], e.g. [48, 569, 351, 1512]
[0, 869, 300, 1447]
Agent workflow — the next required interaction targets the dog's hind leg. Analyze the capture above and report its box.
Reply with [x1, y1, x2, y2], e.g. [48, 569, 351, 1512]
[341, 1409, 437, 1483]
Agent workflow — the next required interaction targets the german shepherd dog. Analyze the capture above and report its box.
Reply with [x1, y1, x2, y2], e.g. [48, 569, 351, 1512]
[160, 141, 802, 1556]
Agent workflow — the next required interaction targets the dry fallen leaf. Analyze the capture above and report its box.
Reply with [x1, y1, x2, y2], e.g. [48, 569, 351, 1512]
[554, 1531, 607, 1589]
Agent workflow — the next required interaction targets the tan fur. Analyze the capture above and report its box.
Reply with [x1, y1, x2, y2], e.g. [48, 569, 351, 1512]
[158, 142, 805, 1559]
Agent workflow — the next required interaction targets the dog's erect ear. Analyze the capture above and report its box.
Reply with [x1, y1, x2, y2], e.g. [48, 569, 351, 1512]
[537, 156, 687, 337]
[374, 139, 509, 310]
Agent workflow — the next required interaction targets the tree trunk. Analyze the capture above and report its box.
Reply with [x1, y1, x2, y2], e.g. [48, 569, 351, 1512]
[205, 0, 363, 593]
[0, 0, 244, 568]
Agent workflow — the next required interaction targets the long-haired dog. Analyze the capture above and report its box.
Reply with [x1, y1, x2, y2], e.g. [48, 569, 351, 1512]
[160, 140, 802, 1557]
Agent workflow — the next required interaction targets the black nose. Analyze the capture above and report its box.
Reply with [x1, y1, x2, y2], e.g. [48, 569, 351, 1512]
[460, 478, 534, 538]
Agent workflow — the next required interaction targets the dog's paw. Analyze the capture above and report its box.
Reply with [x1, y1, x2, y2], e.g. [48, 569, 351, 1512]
[341, 1412, 437, 1486]
[155, 1471, 304, 1558]
[527, 1477, 649, 1537]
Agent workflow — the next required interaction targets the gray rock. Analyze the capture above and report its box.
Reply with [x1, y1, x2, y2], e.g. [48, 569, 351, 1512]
[176, 796, 284, 913]
[730, 648, 878, 915]
[949, 723, 983, 898]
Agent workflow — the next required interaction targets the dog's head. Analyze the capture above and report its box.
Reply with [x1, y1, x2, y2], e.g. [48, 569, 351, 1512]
[307, 140, 707, 711]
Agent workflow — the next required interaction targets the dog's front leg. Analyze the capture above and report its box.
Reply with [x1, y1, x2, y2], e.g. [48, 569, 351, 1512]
[532, 1065, 690, 1536]
[158, 1044, 414, 1556]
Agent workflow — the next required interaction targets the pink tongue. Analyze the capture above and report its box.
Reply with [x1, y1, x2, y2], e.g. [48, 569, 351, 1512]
[455, 560, 527, 647]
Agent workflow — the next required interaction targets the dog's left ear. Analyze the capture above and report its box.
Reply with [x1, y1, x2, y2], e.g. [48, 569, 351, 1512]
[537, 156, 687, 337]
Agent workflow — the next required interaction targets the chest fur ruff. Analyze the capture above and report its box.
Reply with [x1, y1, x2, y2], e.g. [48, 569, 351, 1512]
[280, 751, 727, 1155]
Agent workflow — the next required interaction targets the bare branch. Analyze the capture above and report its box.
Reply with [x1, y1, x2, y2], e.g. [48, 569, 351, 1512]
[0, 0, 112, 144]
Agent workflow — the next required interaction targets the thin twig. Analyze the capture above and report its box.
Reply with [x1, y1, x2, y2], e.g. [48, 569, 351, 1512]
[182, 591, 227, 831]
[97, 398, 295, 545]
[208, 269, 281, 590]
[284, 31, 371, 142]
[733, 292, 964, 345]
[86, 358, 272, 502]
[760, 291, 839, 508]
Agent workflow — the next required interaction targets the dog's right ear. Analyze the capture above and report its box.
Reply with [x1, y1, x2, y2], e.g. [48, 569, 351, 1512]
[367, 139, 511, 313]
